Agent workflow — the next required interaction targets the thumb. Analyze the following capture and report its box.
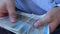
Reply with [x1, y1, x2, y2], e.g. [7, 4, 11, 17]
[34, 14, 54, 28]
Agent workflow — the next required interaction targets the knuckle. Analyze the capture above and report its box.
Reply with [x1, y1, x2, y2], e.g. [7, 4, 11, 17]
[9, 13, 16, 18]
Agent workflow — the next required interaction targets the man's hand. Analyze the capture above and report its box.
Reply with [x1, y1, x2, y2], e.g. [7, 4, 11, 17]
[0, 0, 16, 23]
[34, 7, 60, 33]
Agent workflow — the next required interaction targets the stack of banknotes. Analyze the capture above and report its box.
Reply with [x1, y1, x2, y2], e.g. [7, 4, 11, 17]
[0, 11, 49, 34]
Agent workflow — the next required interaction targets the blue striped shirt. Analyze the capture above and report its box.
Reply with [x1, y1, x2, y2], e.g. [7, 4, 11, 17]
[15, 0, 60, 15]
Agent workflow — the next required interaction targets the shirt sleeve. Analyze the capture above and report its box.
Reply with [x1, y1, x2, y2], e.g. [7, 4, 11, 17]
[54, 0, 60, 7]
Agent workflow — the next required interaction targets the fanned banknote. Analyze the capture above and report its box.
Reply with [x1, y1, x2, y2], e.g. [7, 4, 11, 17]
[0, 11, 49, 34]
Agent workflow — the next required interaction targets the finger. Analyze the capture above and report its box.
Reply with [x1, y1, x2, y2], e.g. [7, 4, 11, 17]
[49, 19, 59, 33]
[34, 14, 54, 28]
[0, 12, 8, 18]
[0, 12, 4, 17]
[6, 0, 16, 23]
[0, 9, 8, 17]
[0, 4, 8, 17]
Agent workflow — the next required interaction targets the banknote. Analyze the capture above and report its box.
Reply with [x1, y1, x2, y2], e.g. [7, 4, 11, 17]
[0, 12, 49, 34]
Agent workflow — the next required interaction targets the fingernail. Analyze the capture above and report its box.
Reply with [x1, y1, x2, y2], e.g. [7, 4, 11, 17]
[34, 23, 39, 28]
[10, 18, 16, 23]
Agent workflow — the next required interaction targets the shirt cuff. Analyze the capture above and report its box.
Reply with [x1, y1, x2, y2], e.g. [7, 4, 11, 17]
[56, 4, 60, 7]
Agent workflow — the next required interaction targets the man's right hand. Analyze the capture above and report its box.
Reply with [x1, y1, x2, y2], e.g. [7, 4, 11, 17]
[34, 7, 60, 33]
[0, 0, 16, 23]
